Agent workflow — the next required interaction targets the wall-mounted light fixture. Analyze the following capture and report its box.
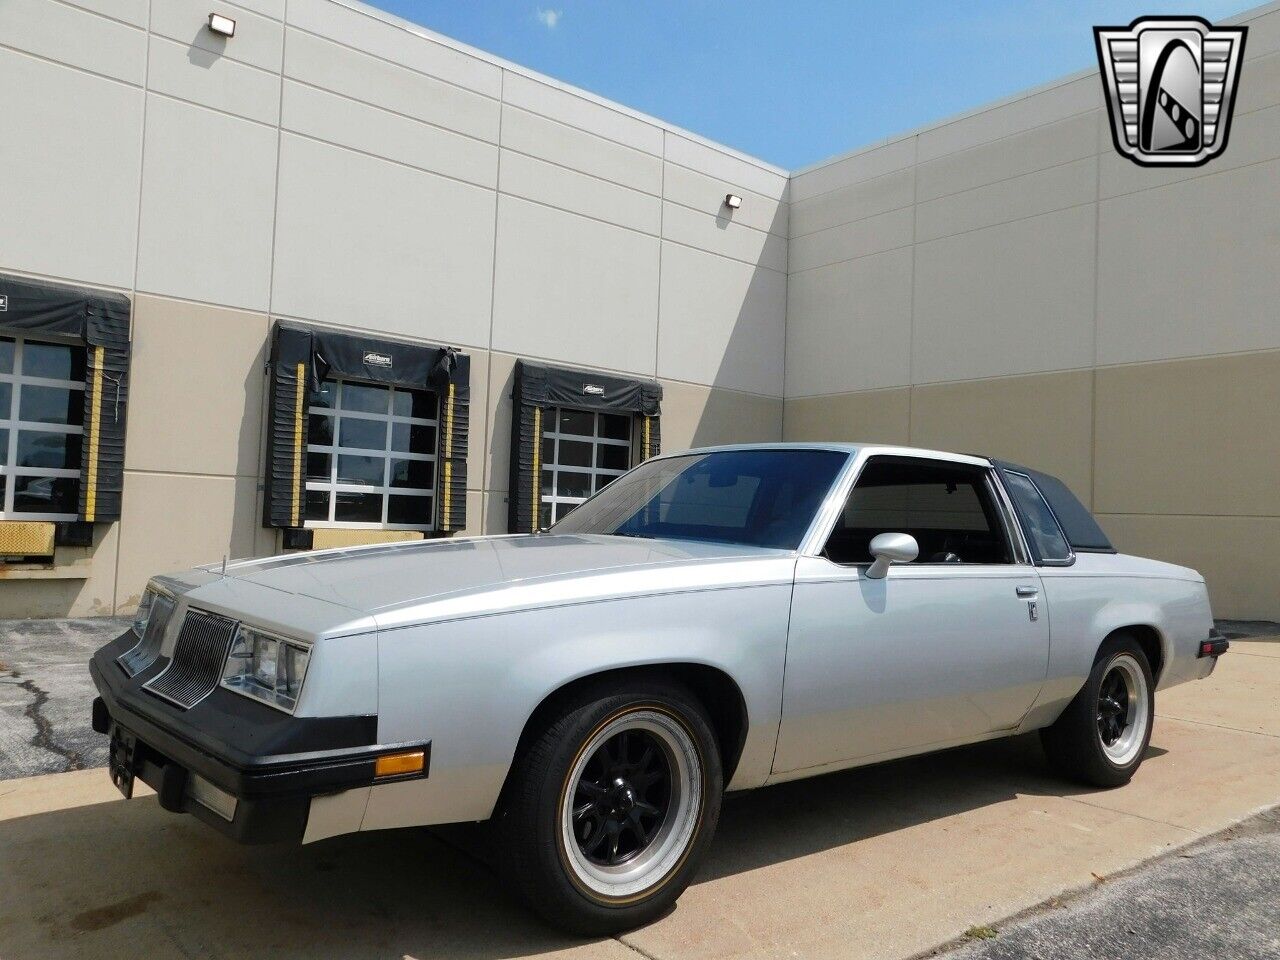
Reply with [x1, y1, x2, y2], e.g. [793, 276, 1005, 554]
[724, 194, 742, 210]
[208, 12, 237, 37]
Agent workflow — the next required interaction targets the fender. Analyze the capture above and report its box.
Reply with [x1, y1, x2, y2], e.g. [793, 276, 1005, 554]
[362, 584, 792, 831]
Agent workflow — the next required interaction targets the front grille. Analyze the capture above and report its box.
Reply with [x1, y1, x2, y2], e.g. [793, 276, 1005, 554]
[143, 610, 238, 709]
[117, 593, 176, 677]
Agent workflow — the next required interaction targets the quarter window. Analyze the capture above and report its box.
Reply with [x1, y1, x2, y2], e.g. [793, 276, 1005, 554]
[304, 378, 438, 530]
[540, 408, 632, 527]
[0, 336, 86, 521]
[1002, 471, 1072, 562]
[825, 457, 1013, 566]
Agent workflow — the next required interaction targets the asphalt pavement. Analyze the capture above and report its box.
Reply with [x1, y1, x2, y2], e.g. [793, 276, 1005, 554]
[0, 616, 126, 778]
[938, 805, 1280, 960]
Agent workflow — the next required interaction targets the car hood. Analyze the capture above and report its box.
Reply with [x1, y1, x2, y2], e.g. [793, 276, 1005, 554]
[177, 534, 796, 631]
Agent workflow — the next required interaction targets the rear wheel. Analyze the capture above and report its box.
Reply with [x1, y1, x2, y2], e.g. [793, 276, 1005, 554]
[498, 679, 722, 935]
[1041, 633, 1155, 788]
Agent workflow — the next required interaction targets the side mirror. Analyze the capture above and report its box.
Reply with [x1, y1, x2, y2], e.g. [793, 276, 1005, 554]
[866, 532, 919, 579]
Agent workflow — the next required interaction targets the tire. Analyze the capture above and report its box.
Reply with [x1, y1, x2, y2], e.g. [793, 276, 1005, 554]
[1040, 632, 1155, 788]
[496, 677, 723, 935]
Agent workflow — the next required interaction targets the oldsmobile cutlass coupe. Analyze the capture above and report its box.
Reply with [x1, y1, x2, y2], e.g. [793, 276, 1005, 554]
[90, 444, 1227, 933]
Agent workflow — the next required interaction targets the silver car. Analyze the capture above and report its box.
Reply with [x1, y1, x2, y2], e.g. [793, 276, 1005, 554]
[90, 443, 1227, 933]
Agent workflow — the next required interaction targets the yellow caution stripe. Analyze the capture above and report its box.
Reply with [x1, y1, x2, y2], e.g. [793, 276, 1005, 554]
[441, 383, 455, 531]
[291, 362, 305, 527]
[531, 406, 542, 531]
[84, 346, 105, 522]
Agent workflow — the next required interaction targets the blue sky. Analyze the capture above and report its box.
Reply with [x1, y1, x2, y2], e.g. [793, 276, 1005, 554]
[369, 1, 1249, 169]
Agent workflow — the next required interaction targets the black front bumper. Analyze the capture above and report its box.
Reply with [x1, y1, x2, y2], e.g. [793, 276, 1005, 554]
[90, 630, 428, 844]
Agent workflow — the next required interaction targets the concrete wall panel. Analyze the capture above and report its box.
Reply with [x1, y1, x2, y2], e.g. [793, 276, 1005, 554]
[64, 0, 148, 27]
[914, 156, 1096, 244]
[659, 381, 783, 452]
[124, 297, 268, 478]
[663, 163, 788, 237]
[286, 0, 501, 98]
[661, 202, 787, 273]
[789, 206, 913, 273]
[790, 137, 916, 204]
[491, 196, 659, 375]
[503, 72, 662, 155]
[271, 134, 496, 347]
[915, 75, 1100, 163]
[135, 96, 278, 311]
[151, 0, 284, 73]
[282, 80, 497, 188]
[499, 151, 660, 235]
[501, 105, 662, 195]
[912, 204, 1096, 383]
[916, 112, 1098, 203]
[1097, 156, 1280, 365]
[284, 28, 499, 144]
[664, 134, 787, 200]
[146, 34, 281, 125]
[0, 50, 142, 289]
[785, 249, 913, 396]
[657, 244, 786, 396]
[1094, 352, 1280, 517]
[0, 0, 146, 85]
[783, 389, 912, 446]
[790, 168, 913, 239]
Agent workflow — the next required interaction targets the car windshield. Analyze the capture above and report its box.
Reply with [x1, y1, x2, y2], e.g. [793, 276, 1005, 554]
[549, 448, 849, 550]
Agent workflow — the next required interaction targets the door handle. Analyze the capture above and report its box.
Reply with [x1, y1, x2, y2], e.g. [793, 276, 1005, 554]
[1016, 585, 1037, 597]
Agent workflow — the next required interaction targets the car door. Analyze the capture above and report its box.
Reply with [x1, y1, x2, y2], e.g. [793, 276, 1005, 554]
[772, 454, 1049, 776]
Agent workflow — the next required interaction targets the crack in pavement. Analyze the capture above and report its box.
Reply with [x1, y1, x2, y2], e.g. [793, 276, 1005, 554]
[10, 671, 85, 772]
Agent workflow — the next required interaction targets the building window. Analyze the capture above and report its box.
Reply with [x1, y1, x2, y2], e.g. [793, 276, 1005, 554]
[304, 378, 438, 530]
[540, 408, 632, 527]
[0, 336, 86, 521]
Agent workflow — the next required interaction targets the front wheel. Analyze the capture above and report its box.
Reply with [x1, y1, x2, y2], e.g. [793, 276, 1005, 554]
[1041, 633, 1155, 788]
[497, 678, 723, 935]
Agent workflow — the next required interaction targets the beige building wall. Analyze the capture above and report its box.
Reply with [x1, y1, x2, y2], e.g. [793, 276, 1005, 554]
[0, 0, 788, 617]
[783, 1, 1280, 619]
[3, 0, 1276, 621]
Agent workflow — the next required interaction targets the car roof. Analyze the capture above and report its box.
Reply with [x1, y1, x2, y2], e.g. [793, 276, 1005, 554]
[653, 442, 993, 468]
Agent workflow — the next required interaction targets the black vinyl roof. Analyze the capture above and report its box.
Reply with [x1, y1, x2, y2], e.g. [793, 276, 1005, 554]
[991, 459, 1115, 555]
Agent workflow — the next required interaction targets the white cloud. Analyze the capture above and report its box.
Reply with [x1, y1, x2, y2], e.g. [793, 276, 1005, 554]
[536, 8, 561, 29]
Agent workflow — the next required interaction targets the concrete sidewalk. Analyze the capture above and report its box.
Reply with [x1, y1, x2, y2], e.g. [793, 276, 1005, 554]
[0, 637, 1276, 960]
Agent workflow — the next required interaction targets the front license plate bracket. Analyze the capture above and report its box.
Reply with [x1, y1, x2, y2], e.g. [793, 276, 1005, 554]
[108, 723, 139, 799]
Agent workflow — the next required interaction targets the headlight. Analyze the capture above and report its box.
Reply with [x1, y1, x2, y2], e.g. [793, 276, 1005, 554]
[131, 587, 156, 638]
[220, 625, 311, 713]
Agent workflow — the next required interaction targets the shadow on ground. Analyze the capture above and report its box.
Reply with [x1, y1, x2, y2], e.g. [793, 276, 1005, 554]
[0, 733, 1164, 960]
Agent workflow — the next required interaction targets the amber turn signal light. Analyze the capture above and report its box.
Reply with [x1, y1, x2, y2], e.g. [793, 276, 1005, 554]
[375, 751, 424, 777]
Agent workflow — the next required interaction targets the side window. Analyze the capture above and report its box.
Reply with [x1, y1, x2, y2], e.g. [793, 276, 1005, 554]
[824, 457, 1012, 566]
[1002, 471, 1072, 562]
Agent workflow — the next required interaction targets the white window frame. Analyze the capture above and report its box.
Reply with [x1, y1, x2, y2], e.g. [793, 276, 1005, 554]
[304, 378, 438, 531]
[541, 407, 632, 524]
[0, 335, 86, 522]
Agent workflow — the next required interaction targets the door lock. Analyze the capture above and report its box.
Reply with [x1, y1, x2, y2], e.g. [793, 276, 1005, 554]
[1027, 600, 1039, 622]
